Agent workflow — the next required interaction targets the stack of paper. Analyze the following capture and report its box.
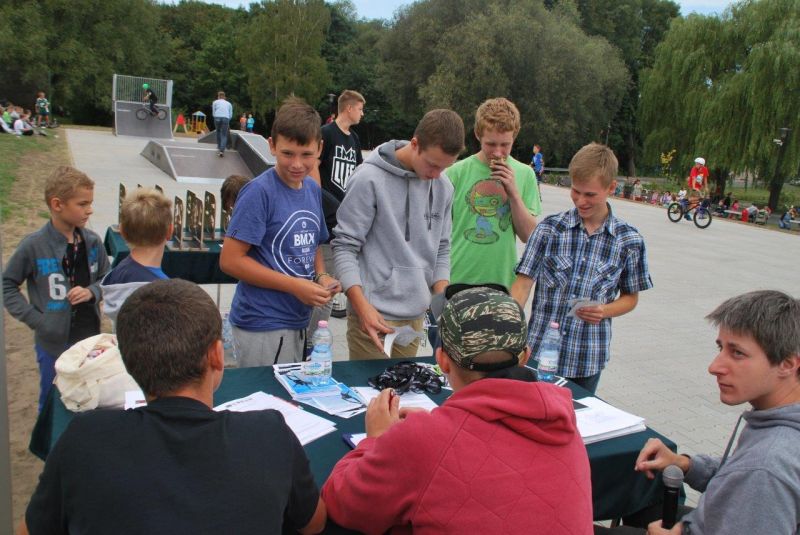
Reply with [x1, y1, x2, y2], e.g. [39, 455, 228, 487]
[214, 392, 336, 445]
[574, 397, 646, 444]
[273, 363, 367, 419]
[273, 363, 342, 400]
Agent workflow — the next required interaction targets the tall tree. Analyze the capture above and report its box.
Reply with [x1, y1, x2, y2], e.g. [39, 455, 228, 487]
[383, 0, 628, 164]
[640, 0, 800, 209]
[237, 0, 331, 118]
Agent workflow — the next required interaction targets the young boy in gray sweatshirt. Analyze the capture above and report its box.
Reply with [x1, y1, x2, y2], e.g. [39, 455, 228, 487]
[332, 109, 465, 359]
[3, 166, 110, 410]
[597, 290, 800, 535]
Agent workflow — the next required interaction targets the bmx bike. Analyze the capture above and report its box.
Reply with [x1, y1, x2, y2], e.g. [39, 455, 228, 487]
[667, 198, 712, 229]
[135, 103, 167, 121]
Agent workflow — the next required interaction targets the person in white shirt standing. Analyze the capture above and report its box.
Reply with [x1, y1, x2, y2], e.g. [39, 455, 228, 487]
[212, 91, 234, 157]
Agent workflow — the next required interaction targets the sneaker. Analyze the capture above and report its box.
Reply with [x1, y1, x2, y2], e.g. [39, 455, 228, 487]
[218, 151, 224, 158]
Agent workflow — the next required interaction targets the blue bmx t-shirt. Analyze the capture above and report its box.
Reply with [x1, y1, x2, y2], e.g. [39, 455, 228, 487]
[226, 168, 328, 331]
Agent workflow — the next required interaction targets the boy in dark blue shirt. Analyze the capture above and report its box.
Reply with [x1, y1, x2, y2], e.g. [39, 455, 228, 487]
[220, 98, 340, 367]
[101, 188, 172, 328]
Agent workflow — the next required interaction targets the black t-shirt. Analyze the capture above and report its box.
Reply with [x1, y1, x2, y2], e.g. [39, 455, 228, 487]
[64, 236, 98, 344]
[145, 90, 158, 103]
[319, 122, 363, 235]
[26, 397, 319, 535]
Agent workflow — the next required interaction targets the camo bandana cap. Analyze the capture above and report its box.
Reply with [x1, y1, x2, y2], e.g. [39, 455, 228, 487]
[438, 287, 528, 371]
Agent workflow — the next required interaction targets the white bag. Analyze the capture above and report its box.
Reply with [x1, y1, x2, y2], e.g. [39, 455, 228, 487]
[55, 333, 141, 412]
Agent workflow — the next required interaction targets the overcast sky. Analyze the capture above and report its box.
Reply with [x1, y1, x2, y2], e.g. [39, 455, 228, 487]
[188, 1, 734, 19]
[349, 0, 733, 19]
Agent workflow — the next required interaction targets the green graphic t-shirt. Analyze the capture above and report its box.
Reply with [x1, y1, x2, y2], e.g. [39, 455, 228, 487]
[447, 154, 541, 290]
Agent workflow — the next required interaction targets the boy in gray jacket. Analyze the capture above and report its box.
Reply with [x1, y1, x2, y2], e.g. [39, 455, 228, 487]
[3, 166, 110, 410]
[597, 290, 800, 535]
[332, 109, 465, 359]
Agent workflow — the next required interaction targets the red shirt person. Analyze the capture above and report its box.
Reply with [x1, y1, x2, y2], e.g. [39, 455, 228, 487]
[688, 157, 709, 194]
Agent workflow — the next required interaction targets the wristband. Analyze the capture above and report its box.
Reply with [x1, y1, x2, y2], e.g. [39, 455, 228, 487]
[314, 272, 330, 283]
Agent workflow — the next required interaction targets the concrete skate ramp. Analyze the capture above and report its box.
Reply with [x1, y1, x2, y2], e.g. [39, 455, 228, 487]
[141, 142, 253, 185]
[199, 130, 276, 173]
[114, 101, 173, 139]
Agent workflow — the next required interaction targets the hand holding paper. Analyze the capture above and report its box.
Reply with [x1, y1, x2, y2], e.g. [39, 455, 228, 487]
[383, 325, 423, 356]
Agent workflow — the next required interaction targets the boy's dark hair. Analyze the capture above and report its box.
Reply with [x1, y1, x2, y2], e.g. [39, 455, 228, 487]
[117, 279, 221, 397]
[271, 97, 322, 145]
[413, 109, 465, 156]
[569, 142, 618, 187]
[120, 188, 172, 247]
[217, 91, 225, 99]
[706, 290, 800, 370]
[221, 174, 252, 211]
[44, 166, 94, 205]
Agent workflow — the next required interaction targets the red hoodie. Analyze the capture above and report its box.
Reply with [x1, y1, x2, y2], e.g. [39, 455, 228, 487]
[322, 378, 593, 534]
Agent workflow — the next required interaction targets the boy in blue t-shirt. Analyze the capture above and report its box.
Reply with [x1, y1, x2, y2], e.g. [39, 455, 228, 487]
[101, 188, 172, 328]
[220, 98, 340, 367]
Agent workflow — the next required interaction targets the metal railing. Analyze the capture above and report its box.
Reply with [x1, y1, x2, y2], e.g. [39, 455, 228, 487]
[112, 74, 173, 108]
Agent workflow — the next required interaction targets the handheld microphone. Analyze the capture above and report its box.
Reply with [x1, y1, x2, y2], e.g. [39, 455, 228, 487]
[662, 464, 684, 529]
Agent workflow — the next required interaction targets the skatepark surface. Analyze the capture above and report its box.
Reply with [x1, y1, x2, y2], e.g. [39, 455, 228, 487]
[114, 101, 173, 139]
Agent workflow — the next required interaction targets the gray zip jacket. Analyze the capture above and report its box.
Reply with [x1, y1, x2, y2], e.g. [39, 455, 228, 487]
[3, 221, 109, 355]
[332, 140, 453, 320]
[682, 402, 800, 534]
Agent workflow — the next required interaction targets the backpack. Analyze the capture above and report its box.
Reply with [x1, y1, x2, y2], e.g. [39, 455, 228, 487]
[55, 334, 141, 412]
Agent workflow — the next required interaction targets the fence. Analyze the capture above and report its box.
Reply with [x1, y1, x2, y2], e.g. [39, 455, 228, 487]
[112, 74, 173, 108]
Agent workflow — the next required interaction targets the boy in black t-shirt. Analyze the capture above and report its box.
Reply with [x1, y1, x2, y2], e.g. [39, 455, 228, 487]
[142, 83, 158, 115]
[309, 89, 365, 331]
[23, 280, 327, 535]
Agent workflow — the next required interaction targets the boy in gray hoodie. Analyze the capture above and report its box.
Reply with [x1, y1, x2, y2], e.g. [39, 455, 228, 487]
[332, 109, 465, 359]
[598, 290, 800, 535]
[3, 166, 110, 410]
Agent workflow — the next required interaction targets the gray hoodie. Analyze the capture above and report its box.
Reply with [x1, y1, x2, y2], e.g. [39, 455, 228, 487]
[332, 140, 453, 320]
[3, 221, 109, 355]
[682, 402, 800, 534]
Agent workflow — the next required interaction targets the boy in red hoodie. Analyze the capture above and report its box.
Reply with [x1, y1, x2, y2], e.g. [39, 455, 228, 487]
[322, 286, 593, 534]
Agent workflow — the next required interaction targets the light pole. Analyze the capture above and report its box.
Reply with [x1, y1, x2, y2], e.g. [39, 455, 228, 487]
[327, 93, 336, 121]
[769, 127, 792, 211]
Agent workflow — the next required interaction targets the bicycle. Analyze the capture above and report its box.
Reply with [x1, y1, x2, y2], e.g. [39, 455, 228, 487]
[667, 197, 712, 229]
[135, 103, 167, 121]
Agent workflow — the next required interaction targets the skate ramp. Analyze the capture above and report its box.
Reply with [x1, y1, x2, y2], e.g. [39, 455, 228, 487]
[141, 142, 253, 185]
[114, 101, 173, 139]
[199, 130, 276, 173]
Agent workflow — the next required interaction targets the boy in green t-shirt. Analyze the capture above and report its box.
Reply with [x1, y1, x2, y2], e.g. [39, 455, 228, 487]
[446, 98, 541, 290]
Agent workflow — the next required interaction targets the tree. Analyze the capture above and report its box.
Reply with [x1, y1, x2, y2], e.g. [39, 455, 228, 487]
[237, 0, 331, 118]
[0, 0, 166, 123]
[640, 0, 800, 209]
[386, 0, 628, 164]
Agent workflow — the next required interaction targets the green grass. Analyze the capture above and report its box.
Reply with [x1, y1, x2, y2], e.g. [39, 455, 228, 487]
[0, 134, 59, 220]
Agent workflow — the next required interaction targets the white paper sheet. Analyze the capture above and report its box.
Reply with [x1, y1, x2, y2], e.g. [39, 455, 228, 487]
[383, 325, 423, 356]
[352, 387, 439, 411]
[124, 390, 147, 410]
[567, 298, 601, 319]
[214, 391, 337, 445]
[574, 396, 646, 444]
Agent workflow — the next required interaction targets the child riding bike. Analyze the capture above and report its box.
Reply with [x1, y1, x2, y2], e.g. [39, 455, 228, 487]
[142, 83, 158, 116]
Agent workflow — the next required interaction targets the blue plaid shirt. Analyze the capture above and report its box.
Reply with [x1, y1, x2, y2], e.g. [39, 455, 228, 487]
[515, 206, 653, 378]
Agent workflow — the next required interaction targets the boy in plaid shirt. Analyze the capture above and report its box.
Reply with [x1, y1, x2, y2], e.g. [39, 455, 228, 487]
[511, 143, 652, 393]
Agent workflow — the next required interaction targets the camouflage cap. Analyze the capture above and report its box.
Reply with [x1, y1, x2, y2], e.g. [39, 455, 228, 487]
[438, 287, 528, 371]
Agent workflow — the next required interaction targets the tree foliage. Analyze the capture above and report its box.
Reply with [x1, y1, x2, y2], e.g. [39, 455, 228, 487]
[238, 0, 331, 118]
[640, 0, 800, 208]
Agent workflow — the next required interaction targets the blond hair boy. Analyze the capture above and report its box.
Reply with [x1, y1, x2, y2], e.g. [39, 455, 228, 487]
[511, 143, 652, 394]
[101, 188, 172, 326]
[3, 166, 110, 410]
[447, 97, 541, 290]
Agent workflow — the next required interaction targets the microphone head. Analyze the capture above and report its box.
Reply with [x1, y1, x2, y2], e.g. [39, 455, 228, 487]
[662, 464, 685, 489]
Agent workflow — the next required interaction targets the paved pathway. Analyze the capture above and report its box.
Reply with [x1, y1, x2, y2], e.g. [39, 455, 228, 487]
[70, 129, 800, 505]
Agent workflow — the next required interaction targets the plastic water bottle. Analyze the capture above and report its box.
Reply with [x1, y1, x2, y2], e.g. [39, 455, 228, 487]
[307, 320, 333, 386]
[537, 322, 561, 383]
[222, 313, 236, 363]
